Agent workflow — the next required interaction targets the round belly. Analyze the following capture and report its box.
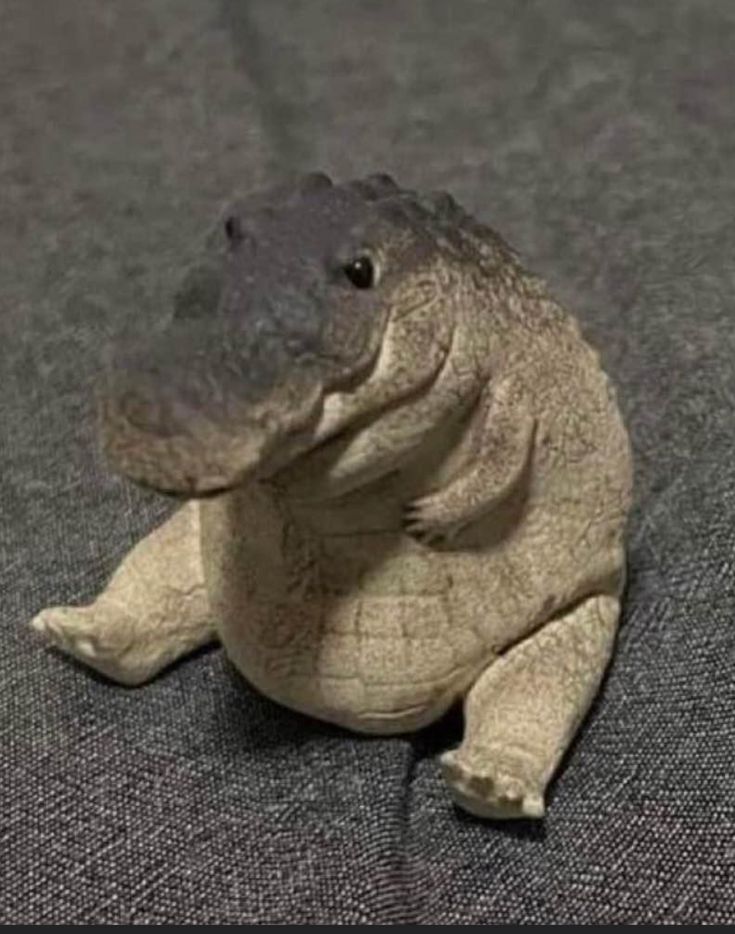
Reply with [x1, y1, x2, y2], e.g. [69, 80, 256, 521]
[218, 590, 488, 733]
[201, 488, 489, 732]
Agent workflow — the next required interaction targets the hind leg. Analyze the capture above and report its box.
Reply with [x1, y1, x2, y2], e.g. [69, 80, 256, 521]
[441, 593, 619, 819]
[31, 502, 215, 685]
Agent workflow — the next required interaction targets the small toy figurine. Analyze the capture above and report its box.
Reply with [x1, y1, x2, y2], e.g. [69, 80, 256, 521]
[33, 173, 632, 818]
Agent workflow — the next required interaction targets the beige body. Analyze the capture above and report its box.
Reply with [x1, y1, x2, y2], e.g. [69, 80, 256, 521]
[32, 189, 632, 819]
[206, 327, 628, 735]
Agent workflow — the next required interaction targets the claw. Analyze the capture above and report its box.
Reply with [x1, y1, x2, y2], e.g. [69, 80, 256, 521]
[402, 497, 463, 545]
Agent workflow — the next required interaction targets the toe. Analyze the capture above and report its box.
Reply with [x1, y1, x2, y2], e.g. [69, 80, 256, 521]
[31, 605, 103, 659]
[440, 749, 546, 820]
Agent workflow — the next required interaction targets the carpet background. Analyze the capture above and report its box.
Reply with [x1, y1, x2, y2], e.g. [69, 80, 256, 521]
[2, 0, 734, 923]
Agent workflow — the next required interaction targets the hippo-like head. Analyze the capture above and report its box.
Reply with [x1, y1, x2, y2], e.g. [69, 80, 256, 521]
[101, 173, 495, 496]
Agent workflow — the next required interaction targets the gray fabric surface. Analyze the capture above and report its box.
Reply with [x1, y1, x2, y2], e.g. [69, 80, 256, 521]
[2, 0, 734, 923]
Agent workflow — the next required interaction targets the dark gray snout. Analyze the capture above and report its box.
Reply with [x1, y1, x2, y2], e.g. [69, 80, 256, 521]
[100, 323, 325, 495]
[101, 174, 399, 494]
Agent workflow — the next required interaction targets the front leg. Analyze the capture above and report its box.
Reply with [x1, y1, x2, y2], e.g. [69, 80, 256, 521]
[405, 376, 535, 542]
[441, 593, 619, 819]
[31, 502, 215, 685]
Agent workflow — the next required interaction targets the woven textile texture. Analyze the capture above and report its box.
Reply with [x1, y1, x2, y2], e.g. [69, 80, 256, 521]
[2, 0, 734, 923]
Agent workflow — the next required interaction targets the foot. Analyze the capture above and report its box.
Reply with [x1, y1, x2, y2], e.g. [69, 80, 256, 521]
[440, 746, 545, 819]
[32, 604, 156, 686]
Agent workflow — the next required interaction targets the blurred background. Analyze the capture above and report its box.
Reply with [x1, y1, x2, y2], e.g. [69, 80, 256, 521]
[2, 1, 734, 924]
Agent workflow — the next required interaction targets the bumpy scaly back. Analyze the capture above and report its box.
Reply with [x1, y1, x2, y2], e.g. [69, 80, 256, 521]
[341, 173, 519, 275]
[254, 171, 518, 274]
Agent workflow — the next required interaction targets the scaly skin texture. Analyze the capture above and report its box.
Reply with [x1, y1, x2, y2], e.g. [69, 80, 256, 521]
[32, 173, 632, 819]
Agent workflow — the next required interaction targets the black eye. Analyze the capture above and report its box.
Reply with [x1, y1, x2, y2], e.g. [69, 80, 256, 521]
[343, 255, 375, 289]
[224, 215, 242, 243]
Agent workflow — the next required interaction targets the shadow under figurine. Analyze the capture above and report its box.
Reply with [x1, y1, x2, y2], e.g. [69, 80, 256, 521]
[32, 172, 633, 820]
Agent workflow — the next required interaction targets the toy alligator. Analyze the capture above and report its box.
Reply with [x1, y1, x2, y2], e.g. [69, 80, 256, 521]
[33, 173, 632, 819]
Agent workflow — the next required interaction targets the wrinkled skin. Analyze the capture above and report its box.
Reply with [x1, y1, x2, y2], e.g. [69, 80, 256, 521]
[34, 173, 633, 820]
